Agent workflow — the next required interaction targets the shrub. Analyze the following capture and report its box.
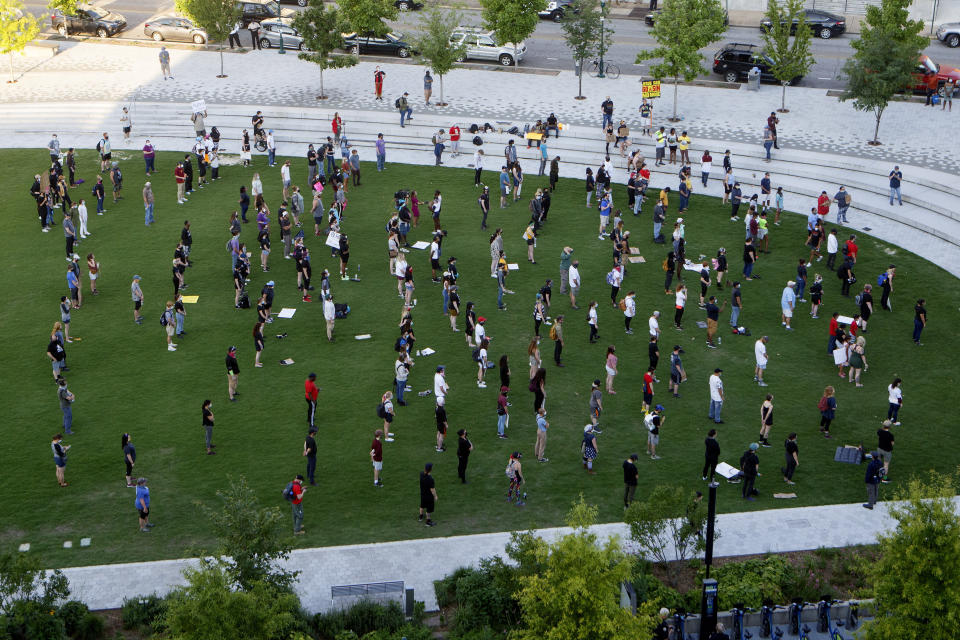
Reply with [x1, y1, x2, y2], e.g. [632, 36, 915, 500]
[57, 600, 89, 637]
[448, 628, 504, 640]
[434, 567, 475, 610]
[120, 594, 167, 632]
[4, 599, 67, 640]
[74, 613, 105, 640]
[698, 555, 795, 610]
[360, 624, 433, 640]
[314, 600, 405, 640]
[629, 560, 685, 611]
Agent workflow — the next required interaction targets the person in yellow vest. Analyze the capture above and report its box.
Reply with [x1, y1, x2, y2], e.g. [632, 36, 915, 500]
[655, 127, 666, 166]
[659, 186, 670, 211]
[678, 131, 691, 165]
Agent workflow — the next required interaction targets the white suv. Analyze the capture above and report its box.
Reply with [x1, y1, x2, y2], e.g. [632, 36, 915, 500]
[450, 26, 526, 66]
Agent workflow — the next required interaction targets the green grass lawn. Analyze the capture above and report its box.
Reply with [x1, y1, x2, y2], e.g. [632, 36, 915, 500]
[3, 147, 957, 569]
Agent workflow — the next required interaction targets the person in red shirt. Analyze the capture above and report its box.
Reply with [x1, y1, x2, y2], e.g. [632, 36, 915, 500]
[332, 112, 343, 144]
[290, 475, 305, 535]
[305, 372, 319, 428]
[449, 124, 461, 158]
[370, 429, 384, 487]
[817, 191, 830, 218]
[174, 162, 186, 204]
[373, 66, 386, 101]
[642, 368, 655, 413]
[845, 235, 858, 263]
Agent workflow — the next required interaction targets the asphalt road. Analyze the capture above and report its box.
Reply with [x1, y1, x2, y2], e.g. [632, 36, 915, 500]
[21, 0, 960, 91]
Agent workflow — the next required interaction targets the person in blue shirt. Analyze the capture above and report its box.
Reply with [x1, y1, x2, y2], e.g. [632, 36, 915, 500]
[135, 477, 153, 532]
[597, 191, 612, 240]
[780, 281, 796, 330]
[499, 166, 510, 209]
[538, 140, 549, 176]
[760, 172, 771, 207]
[66, 267, 80, 308]
[888, 166, 902, 205]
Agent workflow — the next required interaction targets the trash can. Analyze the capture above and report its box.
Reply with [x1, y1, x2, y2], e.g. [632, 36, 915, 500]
[748, 66, 761, 91]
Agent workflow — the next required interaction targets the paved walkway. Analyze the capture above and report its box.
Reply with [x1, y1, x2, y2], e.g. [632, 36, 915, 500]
[5, 41, 960, 172]
[58, 496, 959, 613]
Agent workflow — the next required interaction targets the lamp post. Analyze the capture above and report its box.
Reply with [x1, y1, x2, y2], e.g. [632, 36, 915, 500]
[598, 0, 606, 78]
[278, 15, 286, 55]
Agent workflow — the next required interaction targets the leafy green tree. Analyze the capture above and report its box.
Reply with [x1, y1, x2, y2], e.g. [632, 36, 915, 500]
[413, 8, 466, 106]
[196, 475, 299, 593]
[0, 552, 69, 613]
[480, 0, 545, 70]
[625, 485, 708, 586]
[635, 0, 726, 120]
[176, 0, 240, 78]
[46, 0, 76, 17]
[560, 0, 612, 99]
[510, 496, 658, 640]
[162, 564, 307, 640]
[293, 0, 357, 100]
[760, 0, 814, 112]
[840, 0, 926, 145]
[863, 471, 960, 640]
[0, 0, 39, 84]
[339, 0, 397, 37]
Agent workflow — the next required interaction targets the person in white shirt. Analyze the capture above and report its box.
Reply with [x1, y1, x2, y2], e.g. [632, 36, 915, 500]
[648, 311, 660, 339]
[754, 336, 769, 386]
[476, 339, 489, 388]
[434, 365, 449, 406]
[886, 378, 903, 426]
[587, 301, 599, 343]
[394, 353, 410, 406]
[708, 368, 724, 423]
[674, 284, 687, 329]
[826, 228, 839, 271]
[609, 265, 623, 307]
[623, 290, 636, 334]
[281, 161, 292, 200]
[568, 261, 581, 309]
[394, 253, 407, 296]
[77, 199, 89, 238]
[266, 130, 276, 167]
[322, 294, 336, 341]
[429, 238, 441, 281]
[474, 317, 487, 344]
[251, 173, 263, 200]
[473, 149, 484, 187]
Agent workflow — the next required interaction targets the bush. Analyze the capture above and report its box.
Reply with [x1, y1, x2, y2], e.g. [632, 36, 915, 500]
[448, 627, 505, 640]
[4, 599, 67, 640]
[434, 567, 475, 610]
[74, 613, 105, 640]
[629, 560, 685, 611]
[121, 594, 167, 633]
[698, 555, 795, 610]
[57, 600, 89, 637]
[360, 624, 433, 640]
[313, 600, 406, 640]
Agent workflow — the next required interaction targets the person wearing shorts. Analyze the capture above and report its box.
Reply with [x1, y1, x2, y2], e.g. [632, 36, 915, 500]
[370, 429, 383, 487]
[418, 463, 437, 526]
[131, 274, 143, 324]
[588, 379, 602, 428]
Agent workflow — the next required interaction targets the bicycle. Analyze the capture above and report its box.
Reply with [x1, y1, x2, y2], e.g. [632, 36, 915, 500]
[760, 601, 787, 638]
[788, 600, 814, 639]
[587, 59, 620, 79]
[670, 609, 694, 640]
[253, 130, 268, 152]
[819, 599, 848, 640]
[730, 603, 755, 640]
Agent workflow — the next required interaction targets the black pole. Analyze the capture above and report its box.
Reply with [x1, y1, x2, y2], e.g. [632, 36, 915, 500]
[705, 481, 717, 579]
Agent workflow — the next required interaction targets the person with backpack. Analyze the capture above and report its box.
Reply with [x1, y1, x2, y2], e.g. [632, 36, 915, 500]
[397, 93, 412, 127]
[833, 186, 851, 224]
[506, 452, 525, 504]
[818, 386, 837, 438]
[162, 301, 176, 352]
[283, 475, 306, 534]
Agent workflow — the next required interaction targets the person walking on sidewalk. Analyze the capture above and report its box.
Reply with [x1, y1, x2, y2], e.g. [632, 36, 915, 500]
[159, 47, 172, 79]
[374, 66, 386, 100]
[423, 71, 433, 104]
[833, 186, 851, 224]
[766, 111, 779, 149]
[397, 93, 412, 127]
[601, 96, 614, 130]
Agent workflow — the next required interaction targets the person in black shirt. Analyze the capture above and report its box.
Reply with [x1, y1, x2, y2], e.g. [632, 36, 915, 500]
[837, 258, 854, 297]
[703, 429, 720, 481]
[705, 296, 724, 348]
[456, 429, 473, 483]
[339, 234, 350, 280]
[122, 433, 136, 487]
[202, 399, 215, 455]
[622, 453, 639, 508]
[729, 182, 742, 220]
[477, 187, 490, 230]
[739, 443, 760, 500]
[876, 424, 894, 481]
[304, 427, 318, 485]
[261, 281, 275, 322]
[648, 336, 659, 372]
[541, 187, 551, 220]
[742, 238, 757, 280]
[225, 346, 239, 401]
[418, 463, 437, 526]
[182, 154, 193, 194]
[653, 608, 671, 640]
[307, 144, 319, 186]
[912, 299, 926, 345]
[782, 432, 799, 484]
[181, 220, 193, 264]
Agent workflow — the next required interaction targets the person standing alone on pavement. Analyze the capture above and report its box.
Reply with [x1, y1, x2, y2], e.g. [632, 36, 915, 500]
[863, 453, 883, 509]
[159, 46, 172, 79]
[374, 66, 386, 100]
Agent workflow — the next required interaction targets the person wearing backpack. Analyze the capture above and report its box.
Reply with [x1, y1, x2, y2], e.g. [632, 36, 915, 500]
[397, 93, 412, 127]
[283, 475, 306, 534]
[378, 391, 395, 442]
[818, 386, 836, 438]
[162, 301, 176, 352]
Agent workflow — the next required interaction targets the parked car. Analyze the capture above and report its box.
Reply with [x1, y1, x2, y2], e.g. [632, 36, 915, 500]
[712, 42, 802, 85]
[395, 0, 424, 10]
[539, 0, 573, 23]
[237, 0, 297, 27]
[911, 54, 960, 95]
[258, 19, 306, 49]
[279, 0, 309, 6]
[342, 31, 413, 57]
[936, 22, 960, 48]
[450, 26, 526, 66]
[760, 9, 845, 39]
[51, 4, 126, 38]
[645, 8, 728, 27]
[143, 16, 207, 44]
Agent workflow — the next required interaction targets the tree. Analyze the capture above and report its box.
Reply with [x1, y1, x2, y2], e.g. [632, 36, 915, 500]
[196, 475, 299, 593]
[0, 0, 39, 84]
[510, 496, 659, 640]
[625, 485, 709, 587]
[635, 0, 726, 121]
[840, 0, 926, 145]
[0, 552, 70, 613]
[293, 0, 358, 100]
[480, 0, 545, 70]
[560, 0, 612, 99]
[176, 0, 240, 78]
[413, 8, 466, 106]
[760, 0, 814, 112]
[46, 0, 76, 17]
[863, 471, 960, 640]
[338, 0, 397, 37]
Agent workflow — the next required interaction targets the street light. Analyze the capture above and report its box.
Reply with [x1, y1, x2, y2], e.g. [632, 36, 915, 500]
[278, 15, 286, 55]
[598, 0, 606, 78]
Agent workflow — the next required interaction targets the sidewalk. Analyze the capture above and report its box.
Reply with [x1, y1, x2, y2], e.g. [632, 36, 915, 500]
[58, 496, 959, 614]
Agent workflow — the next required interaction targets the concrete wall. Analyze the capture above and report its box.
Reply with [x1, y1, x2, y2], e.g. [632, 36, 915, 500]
[712, 0, 958, 32]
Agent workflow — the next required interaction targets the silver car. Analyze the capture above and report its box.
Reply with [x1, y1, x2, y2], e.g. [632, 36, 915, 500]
[450, 27, 526, 66]
[258, 19, 307, 50]
[143, 16, 207, 44]
[936, 22, 960, 48]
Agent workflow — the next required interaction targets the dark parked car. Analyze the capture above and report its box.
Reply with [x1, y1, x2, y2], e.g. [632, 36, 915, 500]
[645, 8, 728, 27]
[712, 42, 802, 85]
[395, 0, 423, 10]
[342, 31, 413, 57]
[143, 16, 207, 44]
[51, 5, 126, 38]
[539, 0, 574, 22]
[761, 9, 845, 39]
[237, 0, 296, 27]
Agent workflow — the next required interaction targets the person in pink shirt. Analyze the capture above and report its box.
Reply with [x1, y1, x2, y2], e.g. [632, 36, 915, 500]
[449, 124, 461, 157]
